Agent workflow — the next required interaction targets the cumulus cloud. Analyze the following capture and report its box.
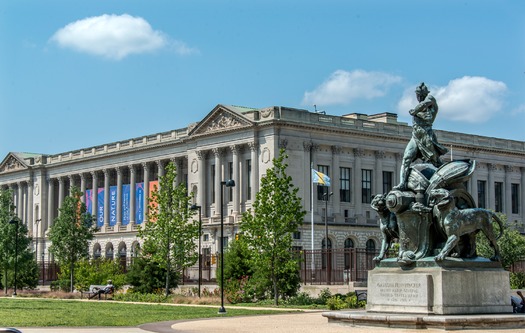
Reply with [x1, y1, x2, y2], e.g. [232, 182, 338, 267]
[397, 76, 507, 123]
[50, 14, 197, 60]
[302, 69, 402, 106]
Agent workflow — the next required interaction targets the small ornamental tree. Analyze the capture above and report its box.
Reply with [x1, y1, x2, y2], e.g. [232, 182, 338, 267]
[48, 186, 97, 292]
[0, 189, 38, 292]
[139, 161, 198, 296]
[241, 149, 306, 305]
[476, 214, 525, 270]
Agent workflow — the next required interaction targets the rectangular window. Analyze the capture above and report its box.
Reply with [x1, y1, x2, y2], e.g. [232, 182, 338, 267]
[512, 183, 520, 214]
[293, 231, 301, 240]
[362, 169, 372, 204]
[317, 165, 330, 200]
[477, 180, 486, 208]
[228, 162, 233, 201]
[246, 159, 252, 200]
[340, 167, 351, 203]
[495, 182, 503, 213]
[211, 164, 216, 204]
[382, 171, 393, 194]
[203, 234, 209, 242]
[220, 236, 229, 249]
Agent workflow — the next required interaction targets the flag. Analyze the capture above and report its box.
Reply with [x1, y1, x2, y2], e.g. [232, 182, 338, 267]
[312, 169, 331, 186]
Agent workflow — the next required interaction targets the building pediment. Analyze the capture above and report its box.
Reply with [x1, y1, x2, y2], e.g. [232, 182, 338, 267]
[189, 105, 254, 136]
[0, 153, 29, 174]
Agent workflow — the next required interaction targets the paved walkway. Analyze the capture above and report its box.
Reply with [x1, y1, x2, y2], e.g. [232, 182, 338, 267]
[14, 311, 525, 333]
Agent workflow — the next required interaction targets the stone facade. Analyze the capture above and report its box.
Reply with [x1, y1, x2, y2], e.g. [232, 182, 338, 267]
[1, 104, 524, 269]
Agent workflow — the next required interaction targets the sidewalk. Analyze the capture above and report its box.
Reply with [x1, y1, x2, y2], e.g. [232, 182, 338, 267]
[15, 311, 525, 333]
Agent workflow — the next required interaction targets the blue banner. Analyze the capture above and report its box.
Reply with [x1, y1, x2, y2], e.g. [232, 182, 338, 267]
[109, 186, 117, 226]
[136, 183, 144, 225]
[122, 184, 130, 226]
[97, 188, 104, 227]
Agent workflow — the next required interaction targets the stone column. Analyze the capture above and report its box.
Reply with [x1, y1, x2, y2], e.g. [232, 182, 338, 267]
[505, 165, 513, 218]
[374, 151, 384, 195]
[142, 162, 150, 222]
[213, 148, 222, 217]
[16, 182, 23, 222]
[47, 178, 54, 230]
[470, 167, 478, 206]
[248, 143, 258, 203]
[103, 169, 110, 229]
[68, 175, 74, 195]
[27, 178, 34, 228]
[80, 173, 86, 203]
[353, 148, 364, 216]
[231, 145, 240, 216]
[129, 165, 136, 229]
[116, 167, 123, 228]
[331, 146, 341, 217]
[488, 163, 495, 211]
[157, 160, 165, 180]
[58, 177, 64, 209]
[196, 151, 206, 215]
[91, 171, 98, 226]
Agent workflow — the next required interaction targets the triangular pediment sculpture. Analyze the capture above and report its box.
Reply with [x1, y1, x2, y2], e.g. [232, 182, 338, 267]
[189, 105, 254, 136]
[0, 153, 29, 174]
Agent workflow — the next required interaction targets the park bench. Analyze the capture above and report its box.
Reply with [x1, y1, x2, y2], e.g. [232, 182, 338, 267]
[355, 290, 367, 302]
[81, 284, 114, 300]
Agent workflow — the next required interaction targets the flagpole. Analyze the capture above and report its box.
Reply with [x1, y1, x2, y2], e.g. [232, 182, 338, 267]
[310, 167, 315, 281]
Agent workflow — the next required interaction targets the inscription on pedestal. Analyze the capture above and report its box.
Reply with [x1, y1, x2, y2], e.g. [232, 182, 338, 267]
[368, 273, 433, 312]
[377, 281, 423, 303]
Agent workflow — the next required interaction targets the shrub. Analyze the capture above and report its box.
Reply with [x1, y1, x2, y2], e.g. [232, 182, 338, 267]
[510, 272, 525, 289]
[326, 296, 346, 310]
[284, 292, 316, 306]
[344, 294, 358, 308]
[316, 288, 332, 305]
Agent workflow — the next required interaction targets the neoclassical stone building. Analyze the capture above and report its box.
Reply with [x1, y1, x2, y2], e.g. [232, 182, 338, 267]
[1, 104, 524, 269]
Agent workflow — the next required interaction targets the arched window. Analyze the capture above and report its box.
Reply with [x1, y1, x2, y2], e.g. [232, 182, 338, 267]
[321, 238, 332, 249]
[105, 243, 114, 259]
[366, 239, 376, 252]
[344, 238, 354, 269]
[93, 243, 102, 259]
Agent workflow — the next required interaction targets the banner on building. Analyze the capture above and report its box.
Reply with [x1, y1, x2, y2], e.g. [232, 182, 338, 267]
[122, 184, 130, 226]
[109, 186, 117, 226]
[136, 183, 144, 224]
[97, 188, 105, 227]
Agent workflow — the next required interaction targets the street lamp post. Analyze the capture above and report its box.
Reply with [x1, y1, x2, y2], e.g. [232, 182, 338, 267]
[9, 218, 19, 296]
[219, 179, 235, 314]
[41, 252, 45, 286]
[190, 204, 202, 298]
[323, 190, 333, 285]
[35, 219, 41, 263]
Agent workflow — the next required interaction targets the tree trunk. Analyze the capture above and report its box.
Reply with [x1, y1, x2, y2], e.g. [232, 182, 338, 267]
[70, 262, 74, 293]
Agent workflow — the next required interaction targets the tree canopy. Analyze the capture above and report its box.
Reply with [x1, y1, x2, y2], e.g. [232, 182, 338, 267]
[240, 149, 306, 305]
[48, 186, 96, 292]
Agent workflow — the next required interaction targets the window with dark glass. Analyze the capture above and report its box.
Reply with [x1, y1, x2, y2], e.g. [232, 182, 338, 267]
[512, 183, 520, 215]
[340, 167, 351, 202]
[293, 231, 301, 240]
[211, 164, 216, 204]
[246, 159, 252, 200]
[362, 169, 372, 204]
[317, 165, 330, 200]
[344, 238, 354, 269]
[495, 182, 503, 212]
[382, 171, 393, 194]
[477, 180, 486, 208]
[228, 161, 233, 201]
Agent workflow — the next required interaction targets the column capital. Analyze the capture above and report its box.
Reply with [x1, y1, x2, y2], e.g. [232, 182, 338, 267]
[212, 147, 223, 157]
[116, 166, 123, 176]
[230, 144, 239, 155]
[331, 145, 342, 155]
[196, 150, 207, 160]
[375, 150, 386, 159]
[353, 148, 365, 157]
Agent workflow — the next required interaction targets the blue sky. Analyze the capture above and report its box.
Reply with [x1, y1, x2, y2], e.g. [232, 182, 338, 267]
[1, 0, 524, 159]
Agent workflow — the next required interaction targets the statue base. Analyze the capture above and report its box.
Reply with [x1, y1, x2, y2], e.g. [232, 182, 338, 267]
[366, 258, 512, 315]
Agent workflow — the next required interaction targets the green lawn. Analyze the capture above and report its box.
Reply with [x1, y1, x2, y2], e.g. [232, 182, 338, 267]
[0, 298, 291, 327]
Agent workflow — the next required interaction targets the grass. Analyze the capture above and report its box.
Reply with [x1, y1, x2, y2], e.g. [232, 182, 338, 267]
[0, 297, 293, 327]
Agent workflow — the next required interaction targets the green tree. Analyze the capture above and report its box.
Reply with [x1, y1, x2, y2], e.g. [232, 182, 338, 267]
[48, 186, 97, 292]
[139, 161, 198, 296]
[476, 214, 525, 270]
[73, 258, 126, 291]
[240, 149, 306, 305]
[0, 189, 38, 293]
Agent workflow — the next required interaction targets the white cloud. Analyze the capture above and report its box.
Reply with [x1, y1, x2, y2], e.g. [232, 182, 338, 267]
[512, 104, 525, 115]
[397, 76, 507, 123]
[302, 69, 402, 106]
[50, 14, 197, 60]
